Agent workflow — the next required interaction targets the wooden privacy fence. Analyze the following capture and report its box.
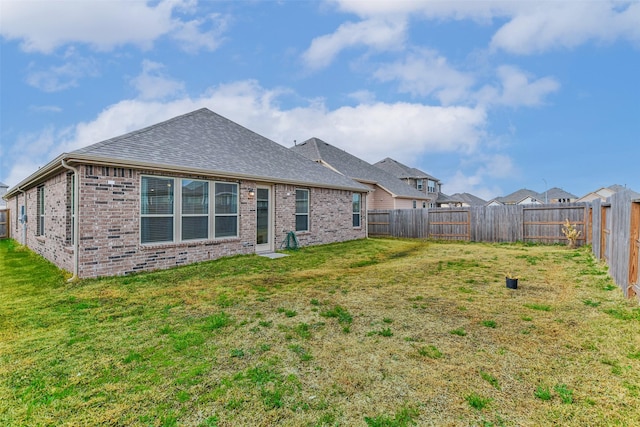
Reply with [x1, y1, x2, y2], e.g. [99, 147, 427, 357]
[0, 209, 9, 239]
[368, 209, 428, 238]
[369, 203, 589, 245]
[591, 190, 640, 300]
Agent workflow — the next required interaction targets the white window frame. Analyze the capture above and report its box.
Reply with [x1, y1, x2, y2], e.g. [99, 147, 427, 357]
[37, 185, 45, 236]
[416, 179, 423, 191]
[140, 175, 238, 245]
[295, 189, 310, 232]
[181, 179, 209, 241]
[352, 193, 361, 228]
[141, 176, 175, 244]
[213, 182, 238, 239]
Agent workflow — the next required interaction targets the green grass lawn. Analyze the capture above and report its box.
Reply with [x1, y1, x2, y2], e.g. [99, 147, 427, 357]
[1, 238, 640, 426]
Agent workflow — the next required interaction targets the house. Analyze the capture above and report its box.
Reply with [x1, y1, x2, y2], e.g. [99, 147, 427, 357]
[487, 187, 578, 206]
[546, 187, 577, 203]
[291, 138, 430, 209]
[486, 188, 543, 206]
[373, 157, 442, 208]
[576, 185, 628, 203]
[444, 192, 487, 207]
[0, 182, 8, 208]
[3, 108, 369, 279]
[433, 193, 463, 208]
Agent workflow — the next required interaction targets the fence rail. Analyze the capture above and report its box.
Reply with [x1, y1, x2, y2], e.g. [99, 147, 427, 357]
[369, 203, 589, 245]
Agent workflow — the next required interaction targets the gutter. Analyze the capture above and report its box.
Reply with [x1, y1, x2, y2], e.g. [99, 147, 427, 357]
[61, 159, 80, 282]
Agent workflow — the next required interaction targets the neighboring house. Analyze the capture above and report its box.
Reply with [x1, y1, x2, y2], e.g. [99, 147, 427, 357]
[291, 138, 429, 210]
[4, 108, 368, 279]
[577, 185, 628, 203]
[0, 182, 8, 208]
[445, 192, 487, 207]
[487, 188, 544, 206]
[373, 157, 442, 208]
[487, 187, 578, 206]
[545, 187, 577, 204]
[435, 193, 463, 208]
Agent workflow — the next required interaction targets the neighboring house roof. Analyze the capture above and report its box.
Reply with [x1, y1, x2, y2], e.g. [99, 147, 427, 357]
[449, 192, 487, 206]
[6, 109, 367, 198]
[546, 187, 577, 200]
[291, 138, 429, 200]
[0, 182, 8, 188]
[576, 184, 632, 202]
[496, 188, 544, 204]
[436, 193, 461, 204]
[373, 157, 439, 181]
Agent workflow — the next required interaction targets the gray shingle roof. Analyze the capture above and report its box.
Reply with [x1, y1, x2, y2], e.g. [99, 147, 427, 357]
[497, 188, 544, 204]
[546, 187, 577, 199]
[0, 182, 8, 188]
[449, 192, 487, 206]
[292, 138, 429, 199]
[71, 108, 366, 191]
[373, 157, 439, 181]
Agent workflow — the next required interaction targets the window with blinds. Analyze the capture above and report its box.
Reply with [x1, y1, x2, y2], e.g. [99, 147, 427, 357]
[141, 176, 238, 244]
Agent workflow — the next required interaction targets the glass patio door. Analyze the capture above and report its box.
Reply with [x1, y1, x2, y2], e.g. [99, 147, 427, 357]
[256, 186, 272, 252]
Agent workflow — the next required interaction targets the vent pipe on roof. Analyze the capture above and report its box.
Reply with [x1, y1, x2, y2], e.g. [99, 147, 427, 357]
[61, 159, 80, 282]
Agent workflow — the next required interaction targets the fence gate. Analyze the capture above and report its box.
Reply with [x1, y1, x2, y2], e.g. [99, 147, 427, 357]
[0, 209, 9, 239]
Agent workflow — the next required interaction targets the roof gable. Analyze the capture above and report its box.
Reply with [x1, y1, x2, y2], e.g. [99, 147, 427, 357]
[546, 187, 577, 199]
[373, 157, 438, 181]
[292, 138, 428, 199]
[70, 109, 366, 191]
[499, 188, 543, 204]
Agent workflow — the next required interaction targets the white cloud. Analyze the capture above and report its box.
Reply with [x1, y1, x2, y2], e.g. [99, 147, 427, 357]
[444, 153, 516, 200]
[0, 0, 228, 54]
[302, 18, 407, 70]
[327, 0, 640, 55]
[328, 0, 505, 21]
[490, 2, 640, 54]
[25, 54, 99, 92]
[475, 65, 560, 107]
[172, 13, 229, 53]
[29, 105, 63, 113]
[130, 60, 186, 100]
[348, 90, 377, 104]
[4, 80, 488, 186]
[373, 48, 475, 105]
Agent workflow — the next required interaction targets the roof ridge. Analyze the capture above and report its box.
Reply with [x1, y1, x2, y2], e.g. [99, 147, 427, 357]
[73, 108, 211, 154]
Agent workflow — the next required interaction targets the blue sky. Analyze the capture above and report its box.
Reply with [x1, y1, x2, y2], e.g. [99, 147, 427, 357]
[1, 0, 639, 200]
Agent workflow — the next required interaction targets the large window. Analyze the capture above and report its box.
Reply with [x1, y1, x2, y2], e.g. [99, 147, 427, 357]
[295, 189, 309, 232]
[141, 177, 174, 243]
[214, 182, 238, 238]
[352, 193, 361, 227]
[428, 180, 436, 193]
[141, 176, 238, 244]
[182, 179, 208, 240]
[37, 185, 45, 236]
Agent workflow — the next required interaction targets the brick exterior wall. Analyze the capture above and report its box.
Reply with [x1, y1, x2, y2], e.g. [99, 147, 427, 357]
[7, 172, 74, 273]
[7, 164, 366, 278]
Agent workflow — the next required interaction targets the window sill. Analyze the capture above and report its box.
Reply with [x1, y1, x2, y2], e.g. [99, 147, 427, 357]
[140, 237, 241, 250]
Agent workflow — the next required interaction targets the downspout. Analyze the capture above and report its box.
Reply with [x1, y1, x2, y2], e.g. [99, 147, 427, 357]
[17, 186, 27, 245]
[61, 159, 80, 282]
